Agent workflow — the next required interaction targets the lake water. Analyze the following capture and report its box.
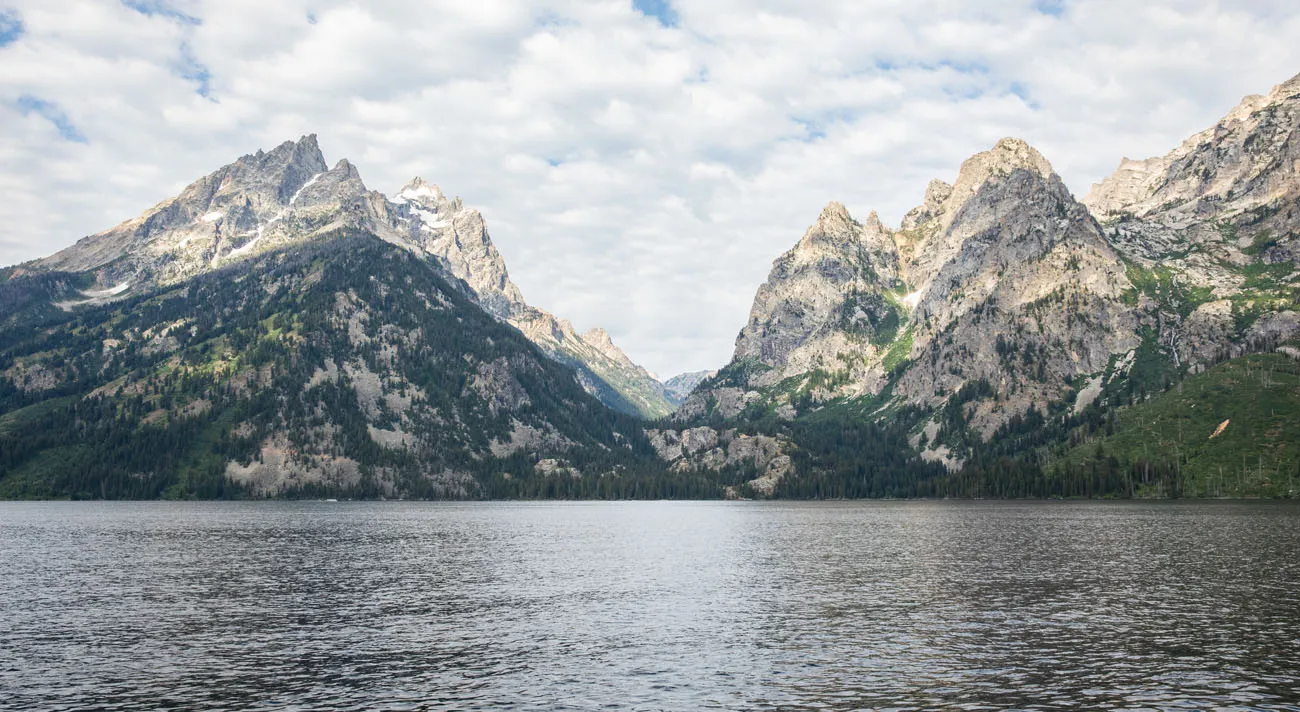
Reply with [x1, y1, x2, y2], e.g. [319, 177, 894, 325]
[1, 501, 1298, 711]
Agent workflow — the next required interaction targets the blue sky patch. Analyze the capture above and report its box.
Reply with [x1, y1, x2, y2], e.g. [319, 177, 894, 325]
[17, 95, 87, 143]
[121, 0, 200, 25]
[1035, 0, 1067, 16]
[179, 41, 212, 97]
[633, 0, 677, 28]
[0, 9, 23, 47]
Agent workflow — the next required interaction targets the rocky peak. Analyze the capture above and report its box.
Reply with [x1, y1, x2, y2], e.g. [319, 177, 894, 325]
[730, 200, 904, 376]
[902, 138, 1072, 289]
[793, 201, 861, 253]
[1083, 70, 1300, 223]
[816, 200, 854, 228]
[580, 327, 637, 369]
[396, 177, 449, 210]
[945, 138, 1058, 215]
[230, 134, 330, 205]
[900, 179, 954, 232]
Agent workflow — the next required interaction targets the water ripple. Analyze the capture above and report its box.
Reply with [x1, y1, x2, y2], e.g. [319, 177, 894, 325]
[1, 500, 1298, 711]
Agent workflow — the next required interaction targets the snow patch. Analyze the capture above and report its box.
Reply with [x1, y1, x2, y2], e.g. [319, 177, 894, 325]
[200, 211, 224, 223]
[399, 184, 442, 202]
[228, 237, 262, 258]
[84, 282, 131, 298]
[290, 172, 325, 205]
[56, 281, 132, 310]
[902, 290, 923, 308]
[412, 206, 449, 229]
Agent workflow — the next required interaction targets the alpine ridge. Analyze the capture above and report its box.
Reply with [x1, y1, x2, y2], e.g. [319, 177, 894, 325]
[19, 136, 674, 420]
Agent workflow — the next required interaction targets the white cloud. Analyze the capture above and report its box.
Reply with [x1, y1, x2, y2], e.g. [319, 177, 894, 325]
[1, 0, 1298, 377]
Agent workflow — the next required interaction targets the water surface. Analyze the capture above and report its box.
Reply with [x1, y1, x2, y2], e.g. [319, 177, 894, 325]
[1, 500, 1298, 710]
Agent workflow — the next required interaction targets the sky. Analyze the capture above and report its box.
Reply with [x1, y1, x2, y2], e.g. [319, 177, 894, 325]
[1, 1, 1299, 378]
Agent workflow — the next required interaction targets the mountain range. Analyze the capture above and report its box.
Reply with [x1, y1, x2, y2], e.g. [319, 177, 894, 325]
[2, 72, 1298, 499]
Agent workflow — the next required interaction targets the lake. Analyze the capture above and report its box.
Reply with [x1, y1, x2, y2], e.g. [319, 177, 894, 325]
[1, 501, 1298, 710]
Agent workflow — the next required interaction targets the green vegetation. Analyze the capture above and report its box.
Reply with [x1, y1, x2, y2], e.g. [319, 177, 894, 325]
[0, 234, 696, 500]
[1121, 259, 1214, 317]
[880, 325, 914, 374]
[1054, 353, 1300, 498]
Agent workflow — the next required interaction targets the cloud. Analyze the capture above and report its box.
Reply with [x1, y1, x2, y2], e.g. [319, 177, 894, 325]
[1, 0, 1299, 378]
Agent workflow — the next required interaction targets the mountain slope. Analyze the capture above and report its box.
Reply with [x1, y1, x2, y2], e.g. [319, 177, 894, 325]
[1053, 352, 1300, 498]
[385, 177, 675, 418]
[0, 234, 675, 499]
[1084, 72, 1300, 368]
[13, 136, 673, 419]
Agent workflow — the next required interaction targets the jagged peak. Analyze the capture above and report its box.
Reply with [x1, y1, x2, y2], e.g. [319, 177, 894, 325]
[924, 178, 953, 204]
[980, 137, 1055, 177]
[395, 177, 446, 205]
[332, 158, 361, 178]
[944, 138, 1059, 209]
[583, 327, 613, 345]
[900, 179, 954, 232]
[791, 201, 860, 252]
[862, 209, 888, 234]
[818, 200, 853, 223]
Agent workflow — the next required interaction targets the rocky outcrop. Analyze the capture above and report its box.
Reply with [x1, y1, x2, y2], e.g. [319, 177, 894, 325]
[645, 426, 794, 494]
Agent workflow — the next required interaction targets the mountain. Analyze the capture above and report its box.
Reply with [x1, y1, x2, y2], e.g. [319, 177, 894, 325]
[662, 370, 716, 405]
[5, 71, 1299, 501]
[15, 136, 673, 420]
[1, 234, 676, 498]
[1082, 73, 1300, 366]
[679, 72, 1300, 486]
[683, 139, 1137, 440]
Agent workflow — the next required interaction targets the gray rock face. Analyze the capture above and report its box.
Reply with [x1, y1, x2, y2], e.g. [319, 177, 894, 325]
[661, 369, 716, 405]
[1084, 73, 1300, 229]
[1082, 71, 1300, 364]
[688, 137, 1137, 429]
[733, 201, 901, 376]
[894, 138, 1139, 430]
[645, 426, 793, 492]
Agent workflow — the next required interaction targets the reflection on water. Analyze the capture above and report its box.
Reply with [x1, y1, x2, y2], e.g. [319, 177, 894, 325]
[1, 501, 1298, 710]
